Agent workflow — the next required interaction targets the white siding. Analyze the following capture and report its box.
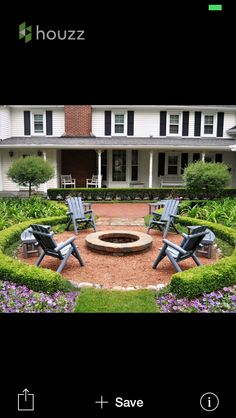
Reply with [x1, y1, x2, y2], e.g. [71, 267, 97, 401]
[52, 109, 64, 136]
[188, 112, 195, 137]
[11, 108, 64, 137]
[224, 112, 236, 137]
[11, 109, 25, 136]
[43, 149, 58, 189]
[134, 111, 159, 137]
[0, 107, 11, 139]
[92, 109, 160, 137]
[92, 110, 104, 137]
[2, 150, 19, 191]
[0, 151, 3, 190]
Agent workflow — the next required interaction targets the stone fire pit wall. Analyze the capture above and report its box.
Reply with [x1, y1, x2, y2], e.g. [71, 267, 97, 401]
[85, 230, 153, 256]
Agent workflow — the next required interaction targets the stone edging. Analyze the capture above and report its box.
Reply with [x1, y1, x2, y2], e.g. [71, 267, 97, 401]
[69, 280, 166, 291]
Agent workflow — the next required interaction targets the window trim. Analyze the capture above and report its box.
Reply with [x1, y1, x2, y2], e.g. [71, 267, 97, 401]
[167, 112, 182, 136]
[201, 113, 216, 137]
[112, 150, 127, 182]
[31, 111, 46, 135]
[131, 150, 139, 181]
[112, 111, 127, 136]
[165, 153, 180, 176]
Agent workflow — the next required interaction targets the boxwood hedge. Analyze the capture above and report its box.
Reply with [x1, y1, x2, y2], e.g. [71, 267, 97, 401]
[0, 215, 77, 294]
[47, 187, 236, 201]
[170, 216, 236, 298]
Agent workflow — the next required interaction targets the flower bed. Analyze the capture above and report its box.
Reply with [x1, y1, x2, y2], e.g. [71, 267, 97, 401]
[0, 280, 78, 313]
[156, 285, 236, 313]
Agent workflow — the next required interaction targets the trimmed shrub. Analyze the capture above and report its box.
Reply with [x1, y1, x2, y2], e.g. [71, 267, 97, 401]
[48, 187, 186, 201]
[170, 216, 236, 298]
[47, 187, 236, 201]
[7, 156, 54, 196]
[183, 161, 231, 199]
[0, 215, 76, 294]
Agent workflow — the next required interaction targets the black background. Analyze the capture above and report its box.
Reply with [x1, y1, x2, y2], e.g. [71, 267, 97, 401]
[0, 1, 235, 416]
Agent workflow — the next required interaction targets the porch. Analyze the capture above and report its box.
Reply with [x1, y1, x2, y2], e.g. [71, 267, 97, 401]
[0, 146, 235, 193]
[59, 149, 235, 188]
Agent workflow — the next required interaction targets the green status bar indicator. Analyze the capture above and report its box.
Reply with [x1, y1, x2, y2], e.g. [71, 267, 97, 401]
[208, 4, 223, 11]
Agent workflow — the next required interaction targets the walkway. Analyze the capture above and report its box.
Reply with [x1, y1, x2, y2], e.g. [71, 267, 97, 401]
[93, 203, 147, 226]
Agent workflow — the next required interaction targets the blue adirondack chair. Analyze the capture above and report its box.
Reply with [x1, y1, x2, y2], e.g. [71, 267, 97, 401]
[30, 224, 84, 273]
[66, 197, 96, 234]
[147, 199, 180, 238]
[152, 226, 208, 272]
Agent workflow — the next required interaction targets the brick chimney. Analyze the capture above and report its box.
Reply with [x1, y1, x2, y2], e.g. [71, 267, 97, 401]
[64, 105, 92, 136]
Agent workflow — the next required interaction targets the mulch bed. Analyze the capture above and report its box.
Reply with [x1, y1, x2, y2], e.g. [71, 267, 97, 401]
[17, 226, 217, 289]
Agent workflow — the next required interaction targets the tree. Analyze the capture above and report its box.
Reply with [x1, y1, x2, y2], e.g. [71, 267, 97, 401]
[7, 156, 54, 196]
[182, 161, 231, 199]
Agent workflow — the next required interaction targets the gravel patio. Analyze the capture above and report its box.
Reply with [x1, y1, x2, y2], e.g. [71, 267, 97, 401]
[17, 202, 217, 289]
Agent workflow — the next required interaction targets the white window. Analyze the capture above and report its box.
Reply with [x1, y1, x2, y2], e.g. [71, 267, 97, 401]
[204, 115, 214, 134]
[167, 113, 182, 135]
[112, 112, 126, 135]
[202, 114, 216, 136]
[166, 154, 179, 175]
[32, 113, 45, 135]
[114, 114, 125, 134]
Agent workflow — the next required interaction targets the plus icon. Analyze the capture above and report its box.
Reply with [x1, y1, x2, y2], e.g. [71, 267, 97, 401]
[95, 395, 109, 409]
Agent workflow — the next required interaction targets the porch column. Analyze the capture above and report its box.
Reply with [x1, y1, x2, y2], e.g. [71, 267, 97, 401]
[43, 151, 47, 193]
[149, 151, 153, 188]
[202, 152, 205, 162]
[96, 150, 102, 188]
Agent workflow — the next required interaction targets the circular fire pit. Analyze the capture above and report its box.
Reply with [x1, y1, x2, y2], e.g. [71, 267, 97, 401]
[85, 230, 152, 256]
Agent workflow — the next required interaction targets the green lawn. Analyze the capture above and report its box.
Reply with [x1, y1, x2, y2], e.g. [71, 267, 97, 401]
[74, 288, 158, 313]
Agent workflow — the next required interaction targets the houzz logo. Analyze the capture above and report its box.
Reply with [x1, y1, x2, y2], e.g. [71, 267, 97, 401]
[19, 22, 32, 43]
[19, 22, 85, 43]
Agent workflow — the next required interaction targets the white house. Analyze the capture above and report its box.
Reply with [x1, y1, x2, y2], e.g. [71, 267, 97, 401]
[0, 105, 236, 194]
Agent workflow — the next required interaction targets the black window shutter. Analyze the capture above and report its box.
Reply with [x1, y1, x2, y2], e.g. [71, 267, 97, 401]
[217, 112, 224, 137]
[193, 153, 201, 162]
[181, 153, 188, 174]
[158, 152, 165, 176]
[182, 112, 189, 136]
[160, 111, 167, 136]
[215, 153, 223, 163]
[105, 111, 111, 136]
[194, 112, 201, 136]
[46, 111, 53, 135]
[24, 111, 31, 135]
[127, 111, 134, 136]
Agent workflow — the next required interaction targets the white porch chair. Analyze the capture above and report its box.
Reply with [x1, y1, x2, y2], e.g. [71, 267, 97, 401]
[86, 174, 102, 188]
[61, 174, 76, 188]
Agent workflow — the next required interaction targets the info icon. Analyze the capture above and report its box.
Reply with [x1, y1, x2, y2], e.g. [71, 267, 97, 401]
[200, 392, 219, 412]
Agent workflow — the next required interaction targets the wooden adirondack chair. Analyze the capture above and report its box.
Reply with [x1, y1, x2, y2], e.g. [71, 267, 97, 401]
[147, 199, 180, 238]
[30, 224, 84, 273]
[152, 226, 208, 272]
[66, 197, 96, 234]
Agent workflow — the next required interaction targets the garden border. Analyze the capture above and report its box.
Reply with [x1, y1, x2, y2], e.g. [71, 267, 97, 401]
[1, 213, 236, 298]
[170, 216, 236, 298]
[47, 187, 236, 201]
[0, 215, 76, 294]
